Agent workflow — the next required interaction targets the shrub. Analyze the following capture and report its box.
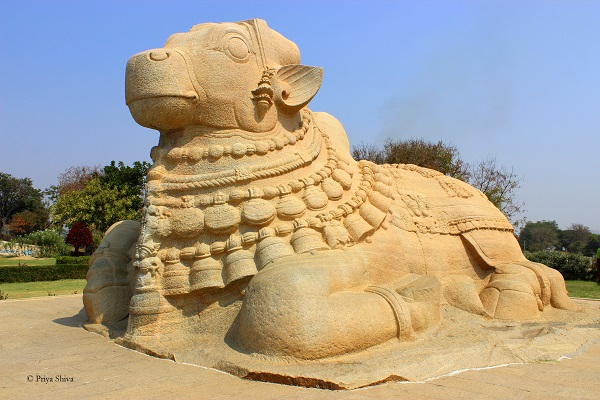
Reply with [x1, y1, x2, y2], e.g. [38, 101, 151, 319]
[0, 264, 88, 283]
[18, 230, 70, 257]
[55, 256, 90, 265]
[525, 251, 594, 281]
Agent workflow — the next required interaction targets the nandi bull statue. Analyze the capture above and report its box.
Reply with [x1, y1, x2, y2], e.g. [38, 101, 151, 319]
[83, 19, 580, 388]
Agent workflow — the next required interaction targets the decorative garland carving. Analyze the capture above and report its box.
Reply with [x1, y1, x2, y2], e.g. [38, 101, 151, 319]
[133, 115, 513, 296]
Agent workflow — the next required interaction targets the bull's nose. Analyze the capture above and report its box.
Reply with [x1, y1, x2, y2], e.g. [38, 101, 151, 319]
[148, 50, 170, 61]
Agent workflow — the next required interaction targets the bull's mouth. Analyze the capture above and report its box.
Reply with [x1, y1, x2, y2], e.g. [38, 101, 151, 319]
[126, 93, 199, 106]
[126, 93, 201, 131]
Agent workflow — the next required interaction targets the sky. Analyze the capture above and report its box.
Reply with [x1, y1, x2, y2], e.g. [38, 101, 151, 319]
[0, 0, 598, 231]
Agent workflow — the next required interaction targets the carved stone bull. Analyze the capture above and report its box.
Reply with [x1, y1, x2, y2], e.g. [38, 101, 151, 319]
[83, 18, 578, 382]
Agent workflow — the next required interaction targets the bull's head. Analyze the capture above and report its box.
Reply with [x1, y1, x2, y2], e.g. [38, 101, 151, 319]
[125, 19, 323, 133]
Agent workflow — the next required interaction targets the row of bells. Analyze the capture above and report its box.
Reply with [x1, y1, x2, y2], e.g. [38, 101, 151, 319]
[158, 195, 392, 297]
[159, 224, 328, 296]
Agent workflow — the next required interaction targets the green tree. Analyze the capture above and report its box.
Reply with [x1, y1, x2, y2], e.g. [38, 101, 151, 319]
[51, 177, 140, 233]
[49, 161, 150, 239]
[352, 139, 525, 226]
[0, 172, 48, 238]
[45, 165, 100, 203]
[560, 223, 593, 254]
[519, 220, 561, 252]
[100, 161, 150, 212]
[57, 165, 101, 195]
[353, 138, 469, 180]
[584, 234, 600, 257]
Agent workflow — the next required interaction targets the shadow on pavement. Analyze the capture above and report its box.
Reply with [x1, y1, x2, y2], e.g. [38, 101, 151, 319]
[53, 307, 87, 327]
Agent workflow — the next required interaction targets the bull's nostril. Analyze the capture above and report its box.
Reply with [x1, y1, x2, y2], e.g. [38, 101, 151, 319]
[149, 50, 169, 61]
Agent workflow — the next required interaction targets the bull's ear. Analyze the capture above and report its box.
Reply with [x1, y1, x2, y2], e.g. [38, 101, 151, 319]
[273, 65, 323, 116]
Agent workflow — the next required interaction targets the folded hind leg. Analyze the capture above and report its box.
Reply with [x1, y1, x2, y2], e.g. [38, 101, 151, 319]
[480, 261, 580, 319]
[539, 262, 580, 311]
[238, 251, 442, 359]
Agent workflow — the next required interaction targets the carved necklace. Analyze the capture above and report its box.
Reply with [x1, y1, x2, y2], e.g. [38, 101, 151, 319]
[149, 112, 311, 166]
[136, 111, 397, 296]
[146, 110, 324, 190]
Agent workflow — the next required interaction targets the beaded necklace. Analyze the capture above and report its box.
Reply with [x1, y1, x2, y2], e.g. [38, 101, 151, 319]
[134, 110, 396, 296]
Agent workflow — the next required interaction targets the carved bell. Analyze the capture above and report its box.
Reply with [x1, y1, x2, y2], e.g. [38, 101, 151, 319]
[204, 193, 241, 234]
[242, 198, 276, 226]
[368, 191, 393, 213]
[223, 249, 257, 286]
[161, 250, 190, 296]
[321, 177, 344, 200]
[359, 203, 387, 228]
[276, 186, 306, 219]
[189, 256, 223, 292]
[343, 213, 374, 242]
[332, 169, 353, 190]
[302, 184, 328, 211]
[373, 181, 395, 198]
[190, 258, 223, 291]
[323, 221, 351, 249]
[255, 228, 294, 270]
[290, 220, 328, 254]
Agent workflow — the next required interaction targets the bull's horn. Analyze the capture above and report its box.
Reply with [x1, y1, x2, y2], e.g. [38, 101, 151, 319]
[273, 64, 323, 115]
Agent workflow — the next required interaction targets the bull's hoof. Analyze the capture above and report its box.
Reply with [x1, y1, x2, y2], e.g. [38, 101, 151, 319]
[83, 286, 131, 324]
[480, 263, 542, 320]
[440, 275, 489, 316]
[481, 261, 582, 319]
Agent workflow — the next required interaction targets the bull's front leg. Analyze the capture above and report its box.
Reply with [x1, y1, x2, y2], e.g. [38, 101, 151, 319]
[83, 220, 140, 324]
[238, 250, 441, 359]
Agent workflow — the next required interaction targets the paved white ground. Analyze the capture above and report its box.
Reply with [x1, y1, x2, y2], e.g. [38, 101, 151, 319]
[1, 295, 599, 399]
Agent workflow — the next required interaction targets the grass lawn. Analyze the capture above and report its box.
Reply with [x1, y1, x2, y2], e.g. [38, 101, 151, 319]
[565, 280, 600, 300]
[0, 257, 56, 267]
[0, 279, 87, 299]
[1, 277, 598, 301]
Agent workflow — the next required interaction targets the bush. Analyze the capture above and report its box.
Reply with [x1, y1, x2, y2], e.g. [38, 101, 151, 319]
[55, 256, 90, 265]
[0, 264, 88, 283]
[18, 230, 70, 257]
[525, 251, 594, 281]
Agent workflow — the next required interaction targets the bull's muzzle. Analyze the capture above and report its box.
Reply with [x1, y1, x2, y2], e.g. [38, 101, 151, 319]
[125, 48, 199, 105]
[125, 48, 205, 131]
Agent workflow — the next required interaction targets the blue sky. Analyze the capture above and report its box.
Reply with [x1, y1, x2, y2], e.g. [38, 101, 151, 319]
[1, 0, 598, 231]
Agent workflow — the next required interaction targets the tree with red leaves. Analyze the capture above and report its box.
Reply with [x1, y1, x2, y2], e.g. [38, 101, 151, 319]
[66, 222, 93, 255]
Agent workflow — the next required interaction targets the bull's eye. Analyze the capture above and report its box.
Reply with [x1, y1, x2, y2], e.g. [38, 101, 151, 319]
[228, 37, 249, 60]
[210, 29, 254, 63]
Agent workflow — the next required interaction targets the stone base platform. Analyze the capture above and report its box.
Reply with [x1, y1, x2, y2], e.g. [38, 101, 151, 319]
[2, 295, 600, 399]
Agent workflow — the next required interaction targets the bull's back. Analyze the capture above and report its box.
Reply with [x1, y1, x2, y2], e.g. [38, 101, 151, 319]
[383, 164, 517, 279]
